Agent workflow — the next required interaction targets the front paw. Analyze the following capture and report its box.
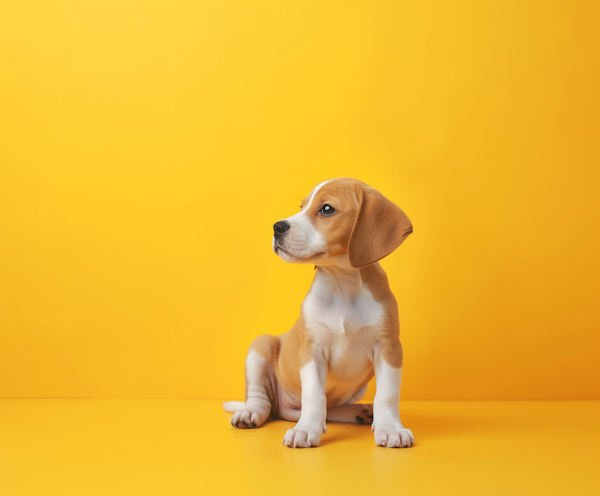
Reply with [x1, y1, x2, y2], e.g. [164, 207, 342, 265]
[282, 427, 323, 448]
[373, 427, 415, 448]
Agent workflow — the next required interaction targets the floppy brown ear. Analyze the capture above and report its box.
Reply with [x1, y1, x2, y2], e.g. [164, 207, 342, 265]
[348, 183, 413, 269]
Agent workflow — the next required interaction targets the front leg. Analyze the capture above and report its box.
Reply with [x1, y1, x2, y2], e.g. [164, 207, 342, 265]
[282, 355, 327, 448]
[372, 357, 415, 448]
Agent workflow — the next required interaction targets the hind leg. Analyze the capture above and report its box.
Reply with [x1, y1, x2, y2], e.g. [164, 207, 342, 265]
[326, 385, 372, 424]
[231, 337, 276, 429]
[327, 403, 373, 424]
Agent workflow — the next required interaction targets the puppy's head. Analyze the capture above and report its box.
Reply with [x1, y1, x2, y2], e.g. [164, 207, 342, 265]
[272, 178, 412, 268]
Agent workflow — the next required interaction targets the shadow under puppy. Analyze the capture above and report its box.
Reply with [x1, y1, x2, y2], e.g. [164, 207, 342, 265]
[223, 177, 415, 448]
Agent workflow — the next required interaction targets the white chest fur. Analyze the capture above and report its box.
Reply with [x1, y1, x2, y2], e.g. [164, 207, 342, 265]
[303, 276, 384, 333]
[302, 268, 384, 391]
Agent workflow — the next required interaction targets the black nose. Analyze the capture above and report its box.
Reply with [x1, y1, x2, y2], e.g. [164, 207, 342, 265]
[273, 221, 290, 238]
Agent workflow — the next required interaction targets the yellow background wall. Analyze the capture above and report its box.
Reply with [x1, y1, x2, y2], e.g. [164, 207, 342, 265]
[1, 0, 598, 401]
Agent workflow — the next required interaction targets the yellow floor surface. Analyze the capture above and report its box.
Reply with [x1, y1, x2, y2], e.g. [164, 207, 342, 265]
[0, 400, 598, 496]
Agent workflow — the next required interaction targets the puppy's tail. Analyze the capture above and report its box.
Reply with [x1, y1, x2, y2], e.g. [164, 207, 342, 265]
[222, 401, 246, 413]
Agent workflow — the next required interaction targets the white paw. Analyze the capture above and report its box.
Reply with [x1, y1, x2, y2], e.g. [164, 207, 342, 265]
[282, 427, 323, 448]
[230, 409, 265, 429]
[373, 427, 415, 448]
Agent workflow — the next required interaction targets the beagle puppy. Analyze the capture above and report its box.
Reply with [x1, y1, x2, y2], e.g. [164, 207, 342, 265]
[223, 178, 415, 448]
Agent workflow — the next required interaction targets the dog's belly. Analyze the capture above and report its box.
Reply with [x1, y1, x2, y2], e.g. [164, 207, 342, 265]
[272, 330, 375, 419]
[322, 329, 376, 407]
[274, 369, 371, 421]
[308, 317, 379, 408]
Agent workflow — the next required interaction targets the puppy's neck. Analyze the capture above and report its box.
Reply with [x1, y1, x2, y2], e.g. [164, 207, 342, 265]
[314, 255, 365, 299]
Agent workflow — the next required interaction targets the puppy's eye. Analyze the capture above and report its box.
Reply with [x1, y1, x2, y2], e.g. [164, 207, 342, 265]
[320, 205, 336, 216]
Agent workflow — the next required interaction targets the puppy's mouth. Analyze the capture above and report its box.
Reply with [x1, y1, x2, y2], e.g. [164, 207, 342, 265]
[276, 244, 325, 261]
